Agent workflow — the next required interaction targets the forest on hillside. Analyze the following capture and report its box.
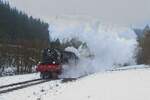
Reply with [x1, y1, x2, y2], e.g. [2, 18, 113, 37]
[0, 0, 49, 47]
[0, 0, 83, 76]
[0, 0, 50, 75]
[135, 25, 150, 65]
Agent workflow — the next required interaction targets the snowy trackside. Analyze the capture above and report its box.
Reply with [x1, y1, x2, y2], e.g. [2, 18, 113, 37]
[0, 73, 40, 86]
[1, 65, 150, 100]
[111, 64, 150, 71]
[43, 66, 150, 100]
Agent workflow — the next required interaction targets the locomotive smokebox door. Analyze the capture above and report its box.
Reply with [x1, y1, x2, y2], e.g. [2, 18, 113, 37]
[42, 48, 61, 64]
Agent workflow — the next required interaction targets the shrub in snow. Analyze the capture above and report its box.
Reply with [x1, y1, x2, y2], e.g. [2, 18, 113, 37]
[1, 67, 16, 76]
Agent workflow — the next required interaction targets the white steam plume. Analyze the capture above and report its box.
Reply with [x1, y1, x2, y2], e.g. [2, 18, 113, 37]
[49, 18, 138, 78]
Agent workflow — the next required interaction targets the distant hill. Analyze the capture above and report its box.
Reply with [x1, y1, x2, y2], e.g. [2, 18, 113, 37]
[134, 25, 150, 39]
[134, 29, 143, 38]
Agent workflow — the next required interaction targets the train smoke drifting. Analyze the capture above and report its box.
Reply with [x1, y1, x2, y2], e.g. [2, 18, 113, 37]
[49, 18, 138, 78]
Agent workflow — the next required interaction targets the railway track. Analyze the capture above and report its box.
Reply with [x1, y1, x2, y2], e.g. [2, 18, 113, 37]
[0, 78, 50, 94]
[109, 66, 150, 72]
[0, 78, 77, 94]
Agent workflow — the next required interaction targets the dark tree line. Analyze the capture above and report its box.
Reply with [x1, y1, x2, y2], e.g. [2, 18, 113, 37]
[0, 0, 49, 47]
[0, 0, 50, 76]
[49, 38, 83, 50]
[135, 25, 150, 64]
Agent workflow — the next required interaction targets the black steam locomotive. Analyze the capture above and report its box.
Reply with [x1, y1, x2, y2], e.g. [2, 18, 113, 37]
[36, 48, 78, 79]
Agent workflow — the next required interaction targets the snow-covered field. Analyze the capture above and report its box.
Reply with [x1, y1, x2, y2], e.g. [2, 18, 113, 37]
[0, 65, 150, 100]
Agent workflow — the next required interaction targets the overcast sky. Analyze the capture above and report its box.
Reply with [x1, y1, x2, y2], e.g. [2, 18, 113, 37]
[6, 0, 150, 27]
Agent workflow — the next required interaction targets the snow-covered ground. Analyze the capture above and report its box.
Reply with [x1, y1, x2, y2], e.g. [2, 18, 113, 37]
[0, 73, 40, 86]
[0, 65, 150, 100]
[110, 64, 150, 71]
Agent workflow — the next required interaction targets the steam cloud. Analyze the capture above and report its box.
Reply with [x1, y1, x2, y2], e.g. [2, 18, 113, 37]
[49, 18, 138, 78]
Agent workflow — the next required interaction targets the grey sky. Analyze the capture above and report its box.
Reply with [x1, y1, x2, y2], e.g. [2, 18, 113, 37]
[6, 0, 150, 27]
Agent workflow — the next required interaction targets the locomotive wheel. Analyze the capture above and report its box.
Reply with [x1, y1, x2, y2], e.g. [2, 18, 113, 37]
[51, 72, 58, 79]
[40, 72, 58, 79]
[40, 72, 51, 79]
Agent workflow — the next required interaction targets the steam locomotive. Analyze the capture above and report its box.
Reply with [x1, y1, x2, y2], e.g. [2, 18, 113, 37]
[36, 48, 78, 79]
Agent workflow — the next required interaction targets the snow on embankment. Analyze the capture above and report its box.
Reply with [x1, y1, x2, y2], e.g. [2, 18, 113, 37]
[43, 65, 150, 100]
[49, 18, 138, 77]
